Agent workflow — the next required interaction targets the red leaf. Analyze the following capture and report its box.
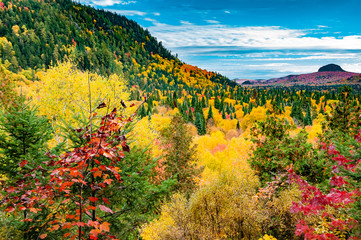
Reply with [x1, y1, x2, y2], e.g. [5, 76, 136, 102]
[76, 222, 86, 227]
[50, 224, 60, 231]
[90, 229, 101, 238]
[20, 160, 28, 167]
[30, 208, 39, 213]
[99, 222, 110, 232]
[103, 198, 110, 205]
[89, 197, 98, 202]
[103, 179, 113, 185]
[62, 222, 72, 230]
[63, 233, 72, 238]
[93, 171, 102, 178]
[99, 205, 113, 213]
[39, 234, 47, 239]
[5, 206, 15, 213]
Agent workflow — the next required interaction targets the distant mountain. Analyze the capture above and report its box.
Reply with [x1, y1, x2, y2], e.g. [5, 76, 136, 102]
[241, 64, 360, 86]
[318, 64, 345, 72]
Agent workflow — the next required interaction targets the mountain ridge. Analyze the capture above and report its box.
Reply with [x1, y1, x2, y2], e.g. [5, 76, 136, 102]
[241, 64, 360, 86]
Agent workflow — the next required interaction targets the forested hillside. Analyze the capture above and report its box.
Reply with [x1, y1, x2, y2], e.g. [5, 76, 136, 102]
[1, 0, 361, 240]
[0, 0, 234, 89]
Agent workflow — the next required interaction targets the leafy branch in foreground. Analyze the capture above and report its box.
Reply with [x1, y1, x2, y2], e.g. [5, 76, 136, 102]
[1, 103, 135, 239]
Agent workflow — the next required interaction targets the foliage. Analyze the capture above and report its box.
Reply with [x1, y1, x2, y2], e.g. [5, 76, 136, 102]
[289, 91, 361, 239]
[141, 170, 260, 240]
[24, 61, 129, 142]
[240, 106, 268, 131]
[0, 96, 53, 177]
[1, 104, 165, 239]
[249, 115, 328, 185]
[160, 114, 199, 195]
[141, 169, 302, 240]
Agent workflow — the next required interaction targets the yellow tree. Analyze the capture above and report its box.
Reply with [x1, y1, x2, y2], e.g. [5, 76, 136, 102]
[24, 61, 129, 142]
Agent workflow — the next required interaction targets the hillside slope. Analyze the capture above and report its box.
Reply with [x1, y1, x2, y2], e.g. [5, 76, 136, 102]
[0, 0, 235, 91]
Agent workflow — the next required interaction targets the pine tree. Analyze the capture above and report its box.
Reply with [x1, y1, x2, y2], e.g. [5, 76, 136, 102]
[201, 97, 206, 108]
[304, 104, 313, 126]
[161, 115, 198, 195]
[138, 105, 147, 118]
[188, 108, 194, 122]
[207, 105, 213, 120]
[194, 112, 206, 135]
[0, 96, 53, 177]
[291, 100, 304, 124]
[236, 120, 240, 130]
[200, 112, 206, 135]
[222, 108, 226, 119]
[214, 96, 220, 110]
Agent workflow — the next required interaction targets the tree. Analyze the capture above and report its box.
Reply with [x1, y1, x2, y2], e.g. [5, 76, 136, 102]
[303, 104, 312, 126]
[214, 96, 220, 110]
[222, 107, 226, 119]
[207, 105, 213, 120]
[1, 104, 172, 239]
[0, 96, 53, 177]
[290, 100, 303, 125]
[160, 114, 199, 195]
[249, 115, 327, 185]
[188, 108, 194, 122]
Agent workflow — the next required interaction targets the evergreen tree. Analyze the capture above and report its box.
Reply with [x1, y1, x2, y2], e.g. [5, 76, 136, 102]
[207, 105, 213, 120]
[222, 108, 226, 119]
[201, 112, 206, 135]
[138, 105, 147, 118]
[194, 112, 203, 135]
[201, 97, 206, 108]
[304, 104, 313, 126]
[0, 96, 53, 177]
[236, 120, 240, 130]
[188, 108, 194, 122]
[290, 101, 304, 124]
[161, 115, 199, 195]
[214, 96, 220, 110]
[319, 104, 325, 114]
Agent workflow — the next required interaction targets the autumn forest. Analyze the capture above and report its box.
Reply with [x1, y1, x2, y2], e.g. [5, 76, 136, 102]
[0, 0, 361, 239]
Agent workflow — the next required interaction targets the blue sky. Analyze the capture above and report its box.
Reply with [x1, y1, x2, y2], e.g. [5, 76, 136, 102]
[78, 0, 361, 79]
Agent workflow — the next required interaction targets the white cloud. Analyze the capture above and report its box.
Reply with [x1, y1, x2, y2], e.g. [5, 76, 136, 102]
[78, 0, 136, 6]
[224, 10, 231, 14]
[144, 18, 158, 24]
[153, 12, 160, 16]
[108, 9, 147, 16]
[205, 20, 220, 24]
[180, 20, 192, 25]
[147, 23, 361, 50]
[341, 63, 361, 73]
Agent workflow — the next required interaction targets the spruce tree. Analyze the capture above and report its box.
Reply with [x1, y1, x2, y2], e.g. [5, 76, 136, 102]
[214, 96, 220, 110]
[160, 115, 198, 195]
[304, 104, 313, 126]
[138, 105, 147, 118]
[188, 108, 194, 122]
[200, 112, 206, 135]
[201, 97, 206, 108]
[0, 96, 53, 177]
[207, 105, 213, 120]
[194, 112, 203, 135]
[222, 108, 226, 119]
